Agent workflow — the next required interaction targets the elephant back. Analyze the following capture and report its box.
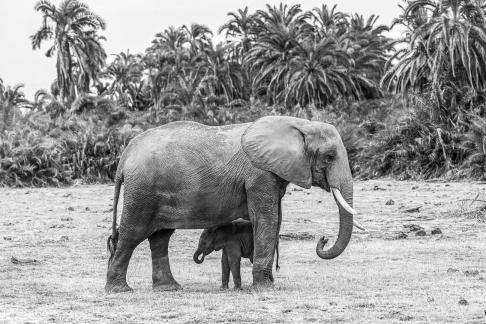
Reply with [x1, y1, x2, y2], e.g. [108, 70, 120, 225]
[118, 121, 250, 175]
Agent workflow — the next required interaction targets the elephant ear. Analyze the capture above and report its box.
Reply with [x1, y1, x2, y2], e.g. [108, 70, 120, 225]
[241, 116, 312, 189]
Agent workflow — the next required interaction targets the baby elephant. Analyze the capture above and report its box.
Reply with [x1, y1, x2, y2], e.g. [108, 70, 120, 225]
[194, 220, 279, 289]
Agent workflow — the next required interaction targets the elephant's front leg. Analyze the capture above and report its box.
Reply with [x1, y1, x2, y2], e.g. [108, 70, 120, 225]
[227, 245, 243, 289]
[221, 249, 230, 289]
[148, 229, 181, 291]
[228, 255, 242, 290]
[247, 182, 280, 287]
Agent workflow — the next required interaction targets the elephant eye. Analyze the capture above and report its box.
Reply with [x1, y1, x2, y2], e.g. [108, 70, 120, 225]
[322, 152, 336, 163]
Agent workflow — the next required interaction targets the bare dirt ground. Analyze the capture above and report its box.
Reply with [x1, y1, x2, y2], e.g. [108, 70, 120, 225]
[1, 180, 485, 323]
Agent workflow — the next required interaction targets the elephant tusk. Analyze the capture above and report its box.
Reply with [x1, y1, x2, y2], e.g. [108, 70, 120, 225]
[331, 188, 357, 215]
[353, 220, 366, 231]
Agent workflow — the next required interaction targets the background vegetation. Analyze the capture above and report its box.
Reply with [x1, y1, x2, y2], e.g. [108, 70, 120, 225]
[1, 0, 486, 187]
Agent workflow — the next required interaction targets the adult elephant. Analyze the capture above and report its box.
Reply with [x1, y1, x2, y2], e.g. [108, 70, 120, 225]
[105, 116, 361, 293]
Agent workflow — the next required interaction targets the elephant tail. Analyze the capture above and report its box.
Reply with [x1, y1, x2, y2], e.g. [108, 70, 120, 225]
[275, 204, 282, 272]
[107, 230, 118, 265]
[107, 173, 123, 264]
[275, 240, 280, 272]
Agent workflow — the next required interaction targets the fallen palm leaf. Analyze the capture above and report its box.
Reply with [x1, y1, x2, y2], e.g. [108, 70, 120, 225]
[401, 205, 422, 213]
[11, 256, 39, 265]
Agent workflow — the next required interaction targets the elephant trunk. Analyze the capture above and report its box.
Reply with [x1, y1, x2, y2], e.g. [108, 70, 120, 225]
[316, 183, 354, 259]
[193, 250, 205, 264]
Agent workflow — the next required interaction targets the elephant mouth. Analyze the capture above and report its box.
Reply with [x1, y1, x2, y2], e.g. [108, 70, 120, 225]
[312, 169, 330, 192]
[322, 173, 330, 192]
[330, 187, 365, 231]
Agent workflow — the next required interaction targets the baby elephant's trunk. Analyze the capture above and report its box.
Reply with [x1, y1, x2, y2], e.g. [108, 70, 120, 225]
[193, 250, 205, 264]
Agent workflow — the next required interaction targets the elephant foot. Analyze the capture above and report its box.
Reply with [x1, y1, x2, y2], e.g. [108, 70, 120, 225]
[234, 286, 243, 290]
[252, 270, 274, 289]
[251, 280, 274, 289]
[105, 282, 133, 294]
[220, 284, 229, 290]
[153, 281, 182, 292]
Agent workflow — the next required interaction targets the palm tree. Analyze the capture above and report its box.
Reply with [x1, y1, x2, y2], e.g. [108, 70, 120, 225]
[254, 3, 309, 36]
[73, 32, 107, 94]
[33, 89, 65, 117]
[219, 7, 257, 60]
[0, 83, 30, 131]
[310, 4, 349, 39]
[30, 0, 106, 103]
[198, 42, 245, 104]
[104, 51, 144, 109]
[283, 38, 357, 108]
[345, 14, 391, 99]
[145, 26, 190, 105]
[146, 46, 193, 112]
[218, 7, 258, 100]
[309, 7, 391, 100]
[33, 89, 52, 111]
[382, 0, 486, 122]
[247, 4, 312, 105]
[147, 26, 187, 55]
[145, 25, 219, 115]
[183, 23, 213, 55]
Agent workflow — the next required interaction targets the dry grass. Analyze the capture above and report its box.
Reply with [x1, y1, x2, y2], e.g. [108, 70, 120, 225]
[451, 193, 486, 223]
[1, 180, 486, 323]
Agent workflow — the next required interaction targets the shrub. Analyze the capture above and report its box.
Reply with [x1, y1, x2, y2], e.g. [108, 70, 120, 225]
[3, 94, 486, 187]
[356, 106, 466, 180]
[459, 117, 486, 180]
[0, 106, 144, 187]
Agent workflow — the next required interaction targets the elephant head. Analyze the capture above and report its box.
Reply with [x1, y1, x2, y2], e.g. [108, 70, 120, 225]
[193, 225, 234, 264]
[241, 116, 361, 259]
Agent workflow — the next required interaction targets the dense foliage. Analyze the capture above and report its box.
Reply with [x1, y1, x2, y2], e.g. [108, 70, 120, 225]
[360, 0, 486, 180]
[383, 0, 486, 123]
[94, 3, 392, 120]
[1, 0, 486, 187]
[0, 80, 30, 132]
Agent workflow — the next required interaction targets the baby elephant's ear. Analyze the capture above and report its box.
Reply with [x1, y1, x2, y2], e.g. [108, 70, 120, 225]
[241, 116, 312, 189]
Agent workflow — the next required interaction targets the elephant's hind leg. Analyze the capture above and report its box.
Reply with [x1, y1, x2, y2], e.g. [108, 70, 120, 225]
[105, 201, 150, 293]
[149, 229, 182, 291]
[105, 233, 144, 293]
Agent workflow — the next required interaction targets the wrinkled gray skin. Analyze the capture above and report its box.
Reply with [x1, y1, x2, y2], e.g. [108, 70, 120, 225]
[193, 220, 262, 289]
[105, 116, 354, 293]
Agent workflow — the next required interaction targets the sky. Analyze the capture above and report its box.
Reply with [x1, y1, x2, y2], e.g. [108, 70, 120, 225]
[0, 0, 404, 99]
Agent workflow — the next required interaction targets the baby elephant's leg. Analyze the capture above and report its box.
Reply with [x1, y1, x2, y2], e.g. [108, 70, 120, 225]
[227, 248, 242, 289]
[221, 249, 230, 289]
